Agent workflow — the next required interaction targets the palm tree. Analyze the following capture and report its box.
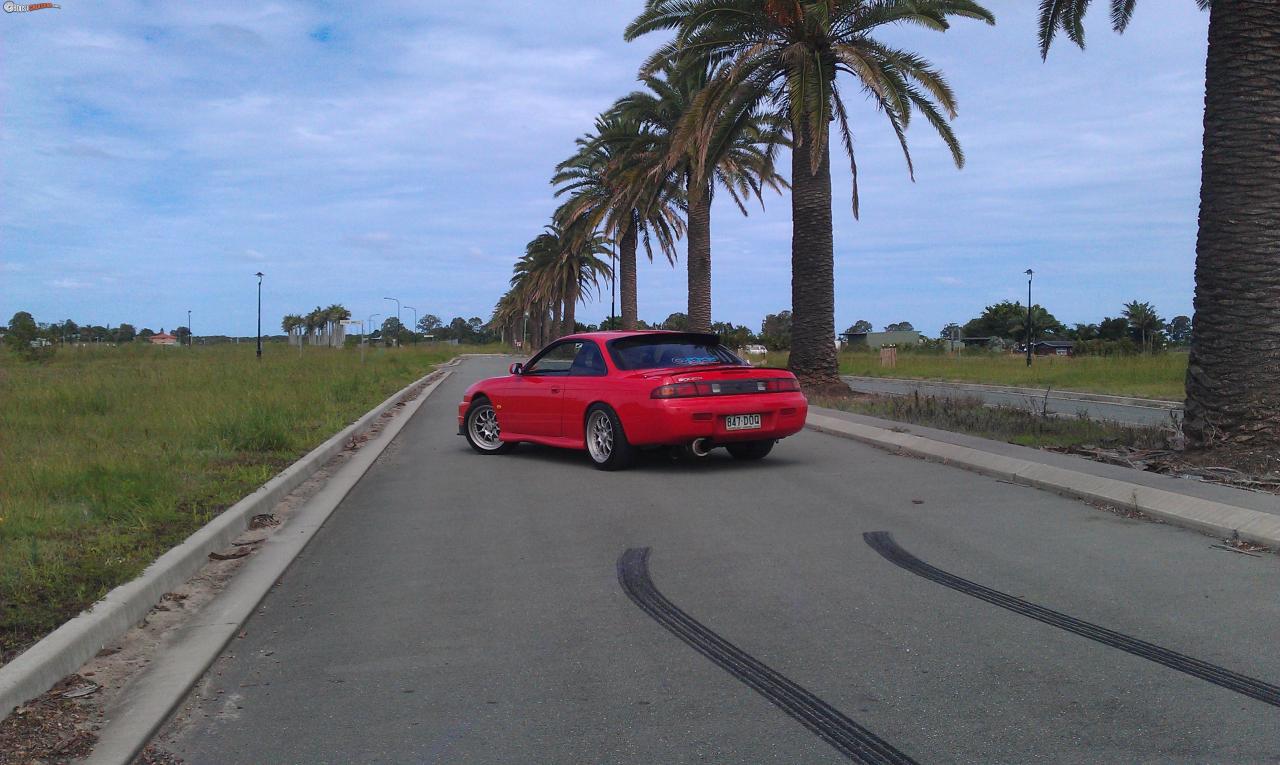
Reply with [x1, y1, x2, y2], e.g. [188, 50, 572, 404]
[528, 221, 614, 336]
[1122, 300, 1163, 354]
[615, 59, 788, 332]
[627, 0, 994, 390]
[553, 111, 685, 330]
[324, 304, 351, 347]
[1039, 2, 1279, 450]
[281, 314, 304, 346]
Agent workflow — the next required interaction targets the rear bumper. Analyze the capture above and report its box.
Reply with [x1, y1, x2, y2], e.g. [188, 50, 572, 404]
[617, 392, 808, 446]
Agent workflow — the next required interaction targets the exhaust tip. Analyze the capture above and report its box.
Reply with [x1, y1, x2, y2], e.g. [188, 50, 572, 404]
[690, 438, 713, 457]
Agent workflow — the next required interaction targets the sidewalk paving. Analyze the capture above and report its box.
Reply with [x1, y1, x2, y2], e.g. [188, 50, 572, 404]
[809, 406, 1279, 522]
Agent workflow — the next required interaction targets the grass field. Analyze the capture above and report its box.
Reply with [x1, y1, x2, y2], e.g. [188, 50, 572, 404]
[762, 350, 1187, 401]
[0, 342, 498, 659]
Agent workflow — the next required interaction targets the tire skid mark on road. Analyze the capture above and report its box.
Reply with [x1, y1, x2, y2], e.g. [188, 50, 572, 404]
[617, 547, 919, 765]
[863, 532, 1280, 708]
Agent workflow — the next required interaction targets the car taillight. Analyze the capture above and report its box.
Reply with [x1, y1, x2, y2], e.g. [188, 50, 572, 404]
[651, 377, 801, 398]
[765, 378, 801, 392]
[651, 382, 700, 399]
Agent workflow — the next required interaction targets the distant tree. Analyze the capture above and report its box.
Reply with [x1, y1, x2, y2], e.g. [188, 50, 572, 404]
[760, 310, 792, 351]
[447, 316, 474, 343]
[1123, 300, 1165, 353]
[5, 311, 39, 355]
[884, 321, 915, 332]
[115, 323, 137, 343]
[1167, 315, 1193, 346]
[844, 320, 873, 336]
[660, 312, 689, 331]
[1071, 323, 1099, 341]
[964, 301, 1062, 343]
[1097, 317, 1129, 342]
[712, 321, 753, 350]
[138, 328, 155, 340]
[598, 316, 624, 331]
[381, 317, 409, 346]
[174, 326, 191, 342]
[940, 323, 962, 340]
[58, 319, 79, 342]
[418, 314, 442, 335]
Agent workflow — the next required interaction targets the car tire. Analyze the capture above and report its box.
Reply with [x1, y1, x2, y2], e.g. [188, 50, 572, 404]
[726, 440, 774, 461]
[464, 397, 516, 454]
[584, 404, 636, 471]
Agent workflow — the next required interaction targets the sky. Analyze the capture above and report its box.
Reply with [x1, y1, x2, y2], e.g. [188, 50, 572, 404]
[0, 1, 1210, 338]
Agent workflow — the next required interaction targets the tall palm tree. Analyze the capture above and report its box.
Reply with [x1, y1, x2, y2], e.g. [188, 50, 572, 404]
[627, 0, 994, 390]
[1039, 1, 1279, 450]
[615, 59, 788, 332]
[510, 241, 556, 347]
[553, 111, 685, 330]
[528, 221, 614, 335]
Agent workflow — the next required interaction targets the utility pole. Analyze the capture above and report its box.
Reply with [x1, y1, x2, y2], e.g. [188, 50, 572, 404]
[1025, 269, 1034, 368]
[187, 309, 192, 348]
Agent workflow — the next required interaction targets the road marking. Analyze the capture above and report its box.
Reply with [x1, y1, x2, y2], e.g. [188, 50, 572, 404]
[863, 532, 1280, 707]
[618, 547, 918, 764]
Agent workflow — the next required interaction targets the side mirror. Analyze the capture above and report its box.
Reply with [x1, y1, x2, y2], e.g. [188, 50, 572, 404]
[509, 362, 524, 376]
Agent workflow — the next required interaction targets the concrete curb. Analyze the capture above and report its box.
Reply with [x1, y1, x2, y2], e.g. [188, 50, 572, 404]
[0, 369, 450, 721]
[841, 375, 1182, 411]
[806, 412, 1280, 549]
[82, 369, 454, 765]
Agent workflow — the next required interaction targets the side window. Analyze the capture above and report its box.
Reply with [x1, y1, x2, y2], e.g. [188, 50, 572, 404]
[567, 341, 607, 376]
[525, 341, 582, 375]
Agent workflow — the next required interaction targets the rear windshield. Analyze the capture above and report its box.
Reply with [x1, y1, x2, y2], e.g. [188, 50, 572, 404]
[608, 336, 745, 371]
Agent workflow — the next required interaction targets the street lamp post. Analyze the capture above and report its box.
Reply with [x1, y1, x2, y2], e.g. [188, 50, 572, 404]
[187, 309, 192, 348]
[405, 306, 418, 344]
[367, 313, 381, 349]
[255, 272, 264, 359]
[1025, 269, 1034, 368]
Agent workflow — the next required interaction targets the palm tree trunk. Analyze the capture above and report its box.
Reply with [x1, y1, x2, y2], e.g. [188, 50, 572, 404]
[1184, 2, 1280, 452]
[686, 177, 713, 333]
[563, 289, 576, 335]
[788, 120, 846, 392]
[551, 301, 562, 341]
[619, 219, 639, 330]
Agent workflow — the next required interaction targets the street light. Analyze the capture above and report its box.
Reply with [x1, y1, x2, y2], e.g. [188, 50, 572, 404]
[404, 305, 418, 344]
[255, 272, 264, 359]
[1025, 269, 1034, 368]
[187, 309, 192, 348]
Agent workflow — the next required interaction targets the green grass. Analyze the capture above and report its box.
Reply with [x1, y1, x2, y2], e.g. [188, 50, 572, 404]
[761, 350, 1186, 401]
[0, 342, 500, 658]
[813, 393, 1176, 451]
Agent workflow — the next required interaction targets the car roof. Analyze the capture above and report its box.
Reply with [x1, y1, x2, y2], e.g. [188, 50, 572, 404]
[561, 330, 719, 343]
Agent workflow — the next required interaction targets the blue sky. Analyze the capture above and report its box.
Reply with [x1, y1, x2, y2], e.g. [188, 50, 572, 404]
[0, 2, 1209, 337]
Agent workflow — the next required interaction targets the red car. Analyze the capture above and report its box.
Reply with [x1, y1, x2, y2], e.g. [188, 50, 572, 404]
[457, 331, 808, 470]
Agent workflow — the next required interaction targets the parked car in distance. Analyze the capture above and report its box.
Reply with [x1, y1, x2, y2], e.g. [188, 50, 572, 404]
[740, 344, 768, 358]
[458, 331, 808, 470]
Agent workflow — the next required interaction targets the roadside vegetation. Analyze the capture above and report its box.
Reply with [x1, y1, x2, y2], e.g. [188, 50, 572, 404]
[758, 350, 1185, 401]
[0, 343, 497, 659]
[812, 393, 1175, 452]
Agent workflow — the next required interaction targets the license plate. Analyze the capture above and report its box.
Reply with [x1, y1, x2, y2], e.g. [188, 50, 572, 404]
[724, 414, 762, 431]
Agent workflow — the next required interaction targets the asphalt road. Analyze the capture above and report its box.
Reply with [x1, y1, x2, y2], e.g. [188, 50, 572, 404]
[166, 357, 1278, 764]
[841, 376, 1182, 428]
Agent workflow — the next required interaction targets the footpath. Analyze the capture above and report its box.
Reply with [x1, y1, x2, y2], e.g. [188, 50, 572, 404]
[808, 406, 1280, 548]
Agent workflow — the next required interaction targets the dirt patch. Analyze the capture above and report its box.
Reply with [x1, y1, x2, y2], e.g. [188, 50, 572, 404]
[0, 675, 98, 765]
[1052, 445, 1280, 496]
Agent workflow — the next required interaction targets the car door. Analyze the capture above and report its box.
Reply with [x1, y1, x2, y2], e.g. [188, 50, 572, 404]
[505, 340, 580, 437]
[560, 340, 609, 442]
